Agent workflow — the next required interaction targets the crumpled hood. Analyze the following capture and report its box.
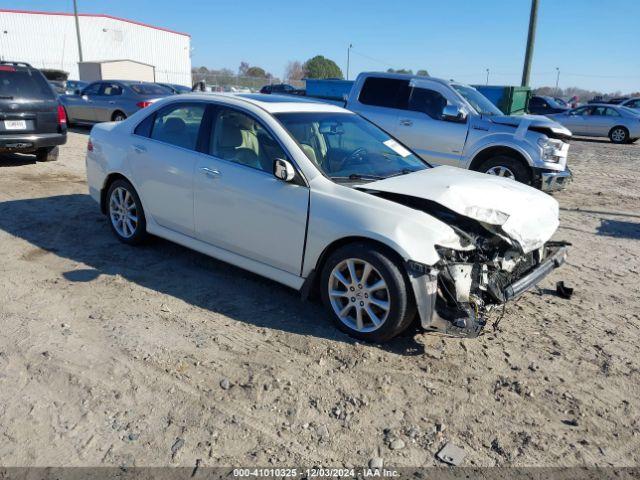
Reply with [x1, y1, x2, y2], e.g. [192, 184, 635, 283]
[358, 166, 559, 253]
[489, 114, 572, 138]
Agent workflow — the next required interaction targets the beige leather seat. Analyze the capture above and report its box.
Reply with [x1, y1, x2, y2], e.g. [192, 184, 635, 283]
[212, 114, 260, 169]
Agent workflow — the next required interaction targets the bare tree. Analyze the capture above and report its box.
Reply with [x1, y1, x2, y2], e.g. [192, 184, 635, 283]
[238, 61, 249, 76]
[285, 61, 305, 82]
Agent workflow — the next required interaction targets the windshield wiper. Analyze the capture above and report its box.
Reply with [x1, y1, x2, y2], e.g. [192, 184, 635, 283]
[331, 173, 385, 182]
[387, 168, 419, 178]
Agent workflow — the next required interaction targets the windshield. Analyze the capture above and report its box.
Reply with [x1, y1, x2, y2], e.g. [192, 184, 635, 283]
[275, 112, 428, 182]
[545, 97, 564, 109]
[452, 84, 503, 116]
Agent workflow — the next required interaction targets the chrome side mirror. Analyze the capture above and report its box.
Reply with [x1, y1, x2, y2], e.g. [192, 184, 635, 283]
[274, 158, 296, 182]
[442, 105, 467, 122]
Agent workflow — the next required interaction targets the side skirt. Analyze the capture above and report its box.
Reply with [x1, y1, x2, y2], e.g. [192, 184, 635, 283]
[147, 223, 306, 291]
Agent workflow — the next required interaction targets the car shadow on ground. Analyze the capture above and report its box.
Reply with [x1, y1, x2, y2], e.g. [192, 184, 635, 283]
[0, 193, 425, 355]
[597, 219, 640, 240]
[0, 152, 38, 167]
[69, 126, 91, 135]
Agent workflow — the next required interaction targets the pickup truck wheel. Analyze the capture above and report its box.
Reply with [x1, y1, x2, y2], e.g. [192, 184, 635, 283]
[35, 146, 59, 162]
[609, 126, 629, 144]
[320, 243, 416, 343]
[478, 155, 531, 184]
[106, 179, 147, 245]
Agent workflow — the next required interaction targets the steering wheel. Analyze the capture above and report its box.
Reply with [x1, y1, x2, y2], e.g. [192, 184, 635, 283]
[336, 147, 368, 171]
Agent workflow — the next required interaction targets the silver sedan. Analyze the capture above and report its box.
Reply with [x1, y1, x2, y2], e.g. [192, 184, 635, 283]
[549, 104, 640, 143]
[60, 81, 172, 125]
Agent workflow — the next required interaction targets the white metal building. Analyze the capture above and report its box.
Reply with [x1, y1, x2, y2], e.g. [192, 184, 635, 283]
[0, 8, 191, 86]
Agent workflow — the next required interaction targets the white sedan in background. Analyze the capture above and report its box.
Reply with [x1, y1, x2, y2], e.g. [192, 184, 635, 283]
[86, 93, 568, 342]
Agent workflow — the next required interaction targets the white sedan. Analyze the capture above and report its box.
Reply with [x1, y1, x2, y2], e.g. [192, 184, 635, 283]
[86, 93, 568, 342]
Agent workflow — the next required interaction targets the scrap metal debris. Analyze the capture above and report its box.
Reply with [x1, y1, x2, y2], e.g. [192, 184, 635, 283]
[436, 442, 466, 466]
[556, 281, 574, 299]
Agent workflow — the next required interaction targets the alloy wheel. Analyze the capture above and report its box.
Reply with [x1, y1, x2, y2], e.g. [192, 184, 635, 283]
[485, 165, 516, 179]
[109, 187, 138, 238]
[328, 258, 391, 333]
[611, 128, 626, 143]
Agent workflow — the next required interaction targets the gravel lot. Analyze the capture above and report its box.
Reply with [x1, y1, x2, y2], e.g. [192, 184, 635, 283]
[0, 129, 638, 468]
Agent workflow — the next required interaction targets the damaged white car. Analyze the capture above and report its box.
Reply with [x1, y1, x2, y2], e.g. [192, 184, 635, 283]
[86, 93, 568, 342]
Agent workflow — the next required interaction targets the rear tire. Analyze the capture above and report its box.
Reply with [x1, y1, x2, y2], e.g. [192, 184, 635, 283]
[35, 146, 59, 162]
[106, 179, 148, 245]
[477, 155, 532, 184]
[320, 243, 416, 343]
[609, 126, 629, 144]
[112, 111, 127, 122]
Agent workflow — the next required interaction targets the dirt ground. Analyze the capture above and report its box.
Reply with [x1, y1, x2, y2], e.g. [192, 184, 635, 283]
[0, 129, 638, 469]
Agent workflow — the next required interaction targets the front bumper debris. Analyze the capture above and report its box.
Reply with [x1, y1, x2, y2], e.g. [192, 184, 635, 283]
[539, 168, 572, 192]
[409, 242, 569, 337]
[503, 244, 568, 300]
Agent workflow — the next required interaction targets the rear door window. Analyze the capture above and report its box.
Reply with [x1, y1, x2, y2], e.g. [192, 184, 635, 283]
[150, 103, 206, 151]
[0, 67, 55, 100]
[358, 77, 410, 110]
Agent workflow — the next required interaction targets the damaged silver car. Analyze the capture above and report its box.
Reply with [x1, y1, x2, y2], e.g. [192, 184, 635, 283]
[86, 94, 568, 342]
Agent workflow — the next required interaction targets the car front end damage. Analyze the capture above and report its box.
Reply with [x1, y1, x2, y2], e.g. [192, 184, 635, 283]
[407, 240, 568, 337]
[356, 166, 570, 336]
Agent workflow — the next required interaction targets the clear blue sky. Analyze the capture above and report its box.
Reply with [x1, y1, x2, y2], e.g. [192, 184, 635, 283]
[5, 0, 640, 92]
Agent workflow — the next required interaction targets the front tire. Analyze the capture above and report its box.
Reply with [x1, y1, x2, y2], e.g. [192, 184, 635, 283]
[106, 179, 147, 245]
[477, 155, 532, 184]
[320, 243, 416, 343]
[609, 126, 629, 144]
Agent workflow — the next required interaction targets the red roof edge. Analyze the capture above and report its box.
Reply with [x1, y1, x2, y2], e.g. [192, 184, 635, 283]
[0, 8, 191, 38]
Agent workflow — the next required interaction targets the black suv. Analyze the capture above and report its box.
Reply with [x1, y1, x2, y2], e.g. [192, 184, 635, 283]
[528, 95, 569, 115]
[0, 61, 67, 162]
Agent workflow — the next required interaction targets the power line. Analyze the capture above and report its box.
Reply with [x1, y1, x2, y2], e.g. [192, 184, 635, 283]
[349, 49, 397, 69]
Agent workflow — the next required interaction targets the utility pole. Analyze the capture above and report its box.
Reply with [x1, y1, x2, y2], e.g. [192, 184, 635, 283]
[521, 0, 538, 87]
[554, 67, 560, 94]
[486, 68, 490, 85]
[346, 44, 352, 80]
[73, 0, 83, 62]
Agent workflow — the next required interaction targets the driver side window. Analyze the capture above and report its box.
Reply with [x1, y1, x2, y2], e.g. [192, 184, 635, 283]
[210, 107, 287, 173]
[408, 88, 448, 119]
[83, 83, 101, 95]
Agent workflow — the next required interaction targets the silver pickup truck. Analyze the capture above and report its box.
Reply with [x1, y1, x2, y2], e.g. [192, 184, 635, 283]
[322, 72, 573, 191]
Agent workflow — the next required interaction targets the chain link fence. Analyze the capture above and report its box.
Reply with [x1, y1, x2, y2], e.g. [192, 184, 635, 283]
[190, 72, 304, 92]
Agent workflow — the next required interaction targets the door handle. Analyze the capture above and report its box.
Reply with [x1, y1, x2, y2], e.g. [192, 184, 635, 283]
[200, 167, 221, 178]
[399, 119, 413, 126]
[132, 144, 146, 153]
[108, 101, 116, 104]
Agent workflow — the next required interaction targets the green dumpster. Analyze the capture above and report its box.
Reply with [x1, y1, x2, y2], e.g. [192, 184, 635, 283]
[471, 85, 532, 115]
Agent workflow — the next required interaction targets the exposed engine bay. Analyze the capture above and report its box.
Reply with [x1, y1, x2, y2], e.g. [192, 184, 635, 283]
[369, 191, 570, 337]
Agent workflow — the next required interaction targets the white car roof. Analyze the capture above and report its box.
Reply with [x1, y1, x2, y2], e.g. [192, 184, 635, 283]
[177, 92, 352, 114]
